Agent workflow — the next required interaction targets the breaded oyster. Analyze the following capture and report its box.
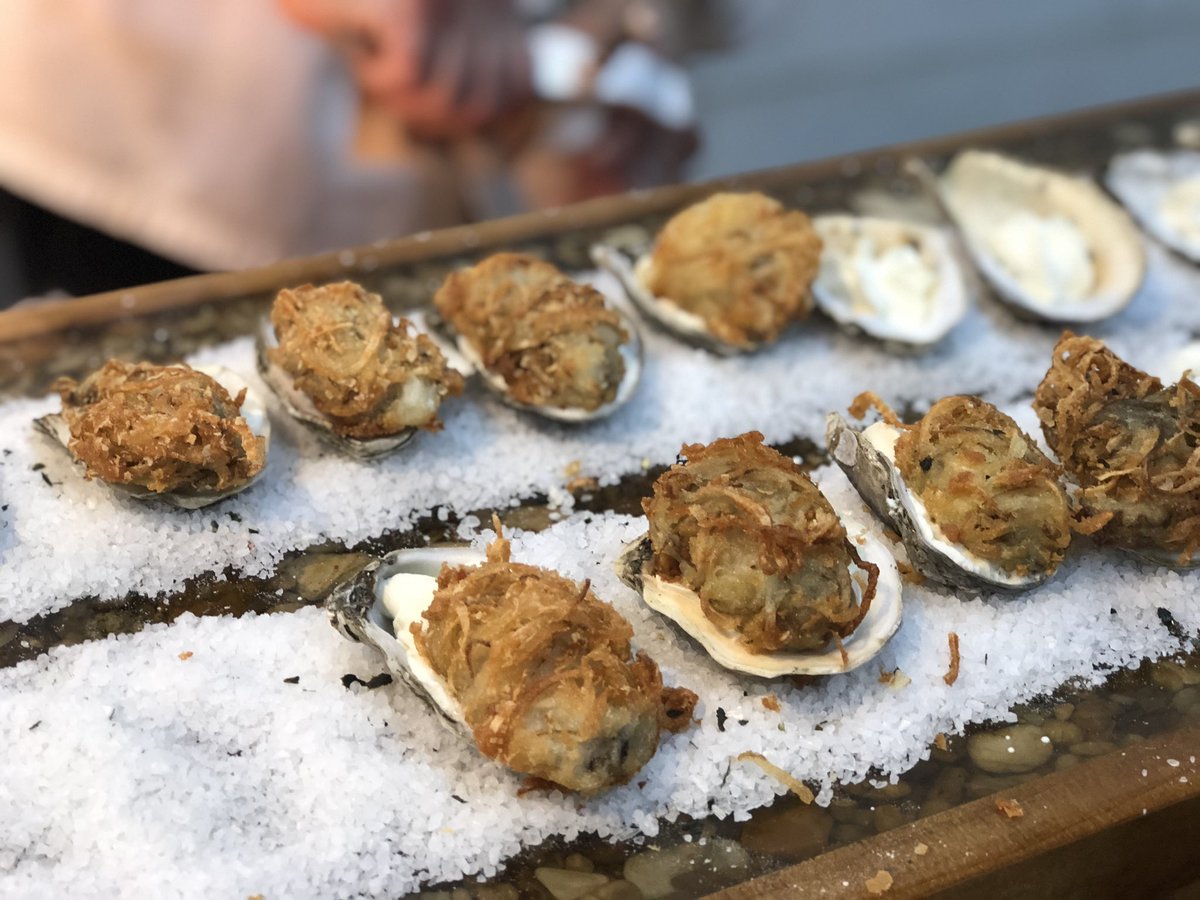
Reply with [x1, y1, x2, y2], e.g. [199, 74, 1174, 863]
[268, 282, 463, 439]
[52, 361, 266, 494]
[642, 432, 875, 654]
[641, 192, 822, 348]
[891, 394, 1071, 580]
[1034, 332, 1200, 566]
[434, 253, 629, 412]
[410, 528, 696, 795]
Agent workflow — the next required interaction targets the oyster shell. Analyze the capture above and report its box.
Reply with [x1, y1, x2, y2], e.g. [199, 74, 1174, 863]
[1034, 332, 1200, 569]
[414, 306, 643, 424]
[328, 539, 697, 794]
[1106, 149, 1200, 263]
[827, 397, 1071, 592]
[616, 433, 902, 677]
[256, 283, 464, 458]
[933, 150, 1145, 322]
[615, 511, 901, 678]
[590, 243, 744, 354]
[592, 192, 823, 355]
[811, 214, 969, 349]
[36, 364, 270, 510]
[326, 545, 486, 731]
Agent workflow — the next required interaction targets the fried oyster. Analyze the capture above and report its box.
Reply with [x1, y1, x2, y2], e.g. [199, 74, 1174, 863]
[411, 529, 696, 795]
[434, 253, 628, 412]
[53, 361, 266, 494]
[268, 282, 463, 439]
[1034, 332, 1200, 565]
[642, 432, 875, 654]
[641, 192, 823, 348]
[888, 394, 1072, 579]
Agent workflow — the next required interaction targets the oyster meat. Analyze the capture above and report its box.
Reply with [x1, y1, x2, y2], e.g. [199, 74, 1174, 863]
[935, 150, 1144, 322]
[431, 253, 642, 423]
[812, 214, 969, 349]
[593, 192, 822, 354]
[1106, 148, 1200, 263]
[328, 526, 696, 796]
[1034, 332, 1200, 568]
[828, 393, 1071, 591]
[37, 361, 269, 509]
[257, 281, 463, 458]
[617, 432, 901, 677]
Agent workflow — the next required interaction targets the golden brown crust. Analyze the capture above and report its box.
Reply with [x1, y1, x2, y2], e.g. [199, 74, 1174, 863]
[433, 253, 627, 411]
[53, 361, 266, 494]
[893, 395, 1072, 577]
[412, 526, 695, 795]
[1034, 332, 1200, 563]
[269, 281, 463, 438]
[643, 432, 870, 654]
[644, 192, 822, 347]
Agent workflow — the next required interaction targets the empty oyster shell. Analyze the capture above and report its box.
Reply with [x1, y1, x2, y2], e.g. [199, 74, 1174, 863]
[826, 399, 1071, 592]
[932, 150, 1145, 322]
[36, 364, 270, 510]
[812, 214, 969, 349]
[1106, 149, 1200, 263]
[414, 306, 643, 424]
[615, 498, 902, 678]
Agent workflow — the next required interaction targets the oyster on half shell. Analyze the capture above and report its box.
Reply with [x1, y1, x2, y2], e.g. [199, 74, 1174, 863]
[256, 282, 465, 458]
[426, 254, 643, 423]
[616, 520, 900, 678]
[812, 214, 969, 350]
[827, 395, 1072, 592]
[415, 307, 643, 424]
[1106, 149, 1200, 264]
[328, 538, 697, 795]
[615, 433, 902, 677]
[36, 363, 270, 510]
[933, 150, 1145, 323]
[591, 192, 823, 355]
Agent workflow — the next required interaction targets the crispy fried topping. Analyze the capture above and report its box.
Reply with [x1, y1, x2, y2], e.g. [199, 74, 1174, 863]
[995, 797, 1025, 818]
[434, 253, 627, 410]
[736, 751, 815, 803]
[412, 526, 695, 795]
[53, 361, 266, 494]
[644, 432, 873, 654]
[644, 192, 822, 348]
[269, 281, 462, 438]
[893, 395, 1071, 578]
[849, 391, 905, 426]
[944, 631, 961, 686]
[1034, 332, 1200, 563]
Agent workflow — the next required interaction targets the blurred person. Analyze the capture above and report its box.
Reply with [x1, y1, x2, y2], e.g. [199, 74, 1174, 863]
[0, 0, 718, 306]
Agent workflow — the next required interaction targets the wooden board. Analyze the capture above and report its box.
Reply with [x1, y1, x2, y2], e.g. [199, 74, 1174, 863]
[709, 727, 1200, 899]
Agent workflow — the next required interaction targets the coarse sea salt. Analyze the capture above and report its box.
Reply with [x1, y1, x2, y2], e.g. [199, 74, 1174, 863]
[2, 485, 1198, 898]
[1, 244, 1198, 624]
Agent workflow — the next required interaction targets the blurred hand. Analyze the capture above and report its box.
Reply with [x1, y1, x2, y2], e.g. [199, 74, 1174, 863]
[280, 0, 531, 139]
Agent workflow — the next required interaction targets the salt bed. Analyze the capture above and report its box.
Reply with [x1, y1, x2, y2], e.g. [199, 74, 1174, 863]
[3, 467, 1199, 899]
[2, 243, 1200, 624]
